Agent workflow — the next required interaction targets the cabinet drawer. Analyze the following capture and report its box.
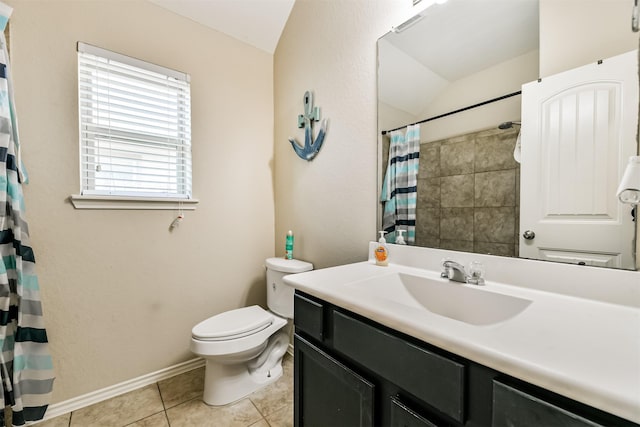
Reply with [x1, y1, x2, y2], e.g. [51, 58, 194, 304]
[333, 310, 465, 423]
[390, 397, 438, 427]
[492, 380, 604, 427]
[294, 292, 324, 341]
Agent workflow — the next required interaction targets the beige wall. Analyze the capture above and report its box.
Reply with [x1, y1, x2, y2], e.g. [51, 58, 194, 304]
[378, 100, 417, 134]
[540, 0, 638, 77]
[274, 0, 413, 269]
[7, 0, 275, 403]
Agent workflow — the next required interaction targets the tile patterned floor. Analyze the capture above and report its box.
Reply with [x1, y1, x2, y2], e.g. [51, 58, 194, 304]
[34, 354, 293, 427]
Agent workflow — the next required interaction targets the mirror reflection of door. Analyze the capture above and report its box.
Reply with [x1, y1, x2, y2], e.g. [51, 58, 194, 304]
[520, 50, 638, 269]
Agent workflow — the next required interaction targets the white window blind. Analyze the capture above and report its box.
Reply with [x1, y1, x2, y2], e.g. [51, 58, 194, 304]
[77, 42, 192, 199]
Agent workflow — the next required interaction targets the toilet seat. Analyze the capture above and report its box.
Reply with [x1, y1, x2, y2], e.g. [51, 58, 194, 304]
[192, 305, 274, 341]
[191, 309, 287, 358]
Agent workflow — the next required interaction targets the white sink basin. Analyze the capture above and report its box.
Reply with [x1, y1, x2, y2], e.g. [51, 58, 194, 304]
[347, 272, 532, 326]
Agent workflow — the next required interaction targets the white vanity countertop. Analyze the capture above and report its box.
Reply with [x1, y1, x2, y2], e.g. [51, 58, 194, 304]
[284, 259, 640, 424]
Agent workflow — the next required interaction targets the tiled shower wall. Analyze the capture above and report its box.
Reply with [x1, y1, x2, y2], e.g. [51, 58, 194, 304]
[415, 127, 520, 257]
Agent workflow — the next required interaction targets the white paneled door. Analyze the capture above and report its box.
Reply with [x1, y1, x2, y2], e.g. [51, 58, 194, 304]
[520, 50, 638, 269]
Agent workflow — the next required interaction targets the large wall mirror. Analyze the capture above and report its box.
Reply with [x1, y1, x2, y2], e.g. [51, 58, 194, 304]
[377, 0, 639, 270]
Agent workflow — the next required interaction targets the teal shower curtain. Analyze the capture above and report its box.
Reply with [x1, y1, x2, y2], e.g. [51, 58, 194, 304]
[381, 124, 420, 244]
[0, 3, 54, 426]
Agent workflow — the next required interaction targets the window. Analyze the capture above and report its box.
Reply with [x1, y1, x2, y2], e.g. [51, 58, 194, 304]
[74, 42, 194, 208]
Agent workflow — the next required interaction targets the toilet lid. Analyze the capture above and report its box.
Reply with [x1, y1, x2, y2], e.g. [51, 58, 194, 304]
[265, 257, 313, 273]
[192, 305, 274, 341]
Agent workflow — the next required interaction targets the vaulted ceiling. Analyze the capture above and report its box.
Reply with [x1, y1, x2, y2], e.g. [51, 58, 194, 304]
[148, 0, 296, 54]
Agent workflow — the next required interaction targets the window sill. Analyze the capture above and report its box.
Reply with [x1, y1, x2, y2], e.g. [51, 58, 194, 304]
[69, 195, 199, 210]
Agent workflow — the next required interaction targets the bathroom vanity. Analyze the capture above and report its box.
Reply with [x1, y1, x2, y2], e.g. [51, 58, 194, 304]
[285, 244, 640, 427]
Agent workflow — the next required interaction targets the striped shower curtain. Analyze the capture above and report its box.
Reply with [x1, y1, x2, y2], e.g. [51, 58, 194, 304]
[0, 4, 54, 426]
[381, 124, 420, 244]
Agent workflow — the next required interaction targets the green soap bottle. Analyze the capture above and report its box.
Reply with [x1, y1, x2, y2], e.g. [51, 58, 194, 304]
[285, 230, 294, 260]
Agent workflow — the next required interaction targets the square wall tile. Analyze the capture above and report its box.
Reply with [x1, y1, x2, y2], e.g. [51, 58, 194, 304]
[475, 129, 519, 172]
[417, 178, 440, 209]
[441, 175, 474, 208]
[416, 237, 441, 248]
[474, 207, 516, 244]
[440, 239, 474, 252]
[440, 208, 474, 242]
[440, 138, 475, 176]
[474, 241, 515, 257]
[474, 170, 516, 207]
[419, 142, 441, 178]
[416, 208, 440, 246]
[381, 135, 390, 174]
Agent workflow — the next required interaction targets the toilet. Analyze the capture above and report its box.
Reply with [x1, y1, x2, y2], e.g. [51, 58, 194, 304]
[190, 257, 313, 406]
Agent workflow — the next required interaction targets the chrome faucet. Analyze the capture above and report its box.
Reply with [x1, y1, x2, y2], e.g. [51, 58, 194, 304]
[441, 260, 467, 283]
[441, 259, 485, 285]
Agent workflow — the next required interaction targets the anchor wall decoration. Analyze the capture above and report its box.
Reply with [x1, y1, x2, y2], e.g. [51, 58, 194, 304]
[288, 91, 328, 161]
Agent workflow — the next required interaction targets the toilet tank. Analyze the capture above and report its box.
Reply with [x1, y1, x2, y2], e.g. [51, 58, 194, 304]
[265, 257, 313, 318]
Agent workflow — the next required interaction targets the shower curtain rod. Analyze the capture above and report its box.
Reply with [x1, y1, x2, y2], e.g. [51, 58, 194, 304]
[381, 90, 522, 135]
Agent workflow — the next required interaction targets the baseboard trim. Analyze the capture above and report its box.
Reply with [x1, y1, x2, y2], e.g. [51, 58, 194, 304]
[43, 358, 205, 421]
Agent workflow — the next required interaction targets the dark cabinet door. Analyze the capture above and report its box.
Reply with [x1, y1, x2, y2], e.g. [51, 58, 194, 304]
[390, 397, 439, 427]
[294, 334, 375, 427]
